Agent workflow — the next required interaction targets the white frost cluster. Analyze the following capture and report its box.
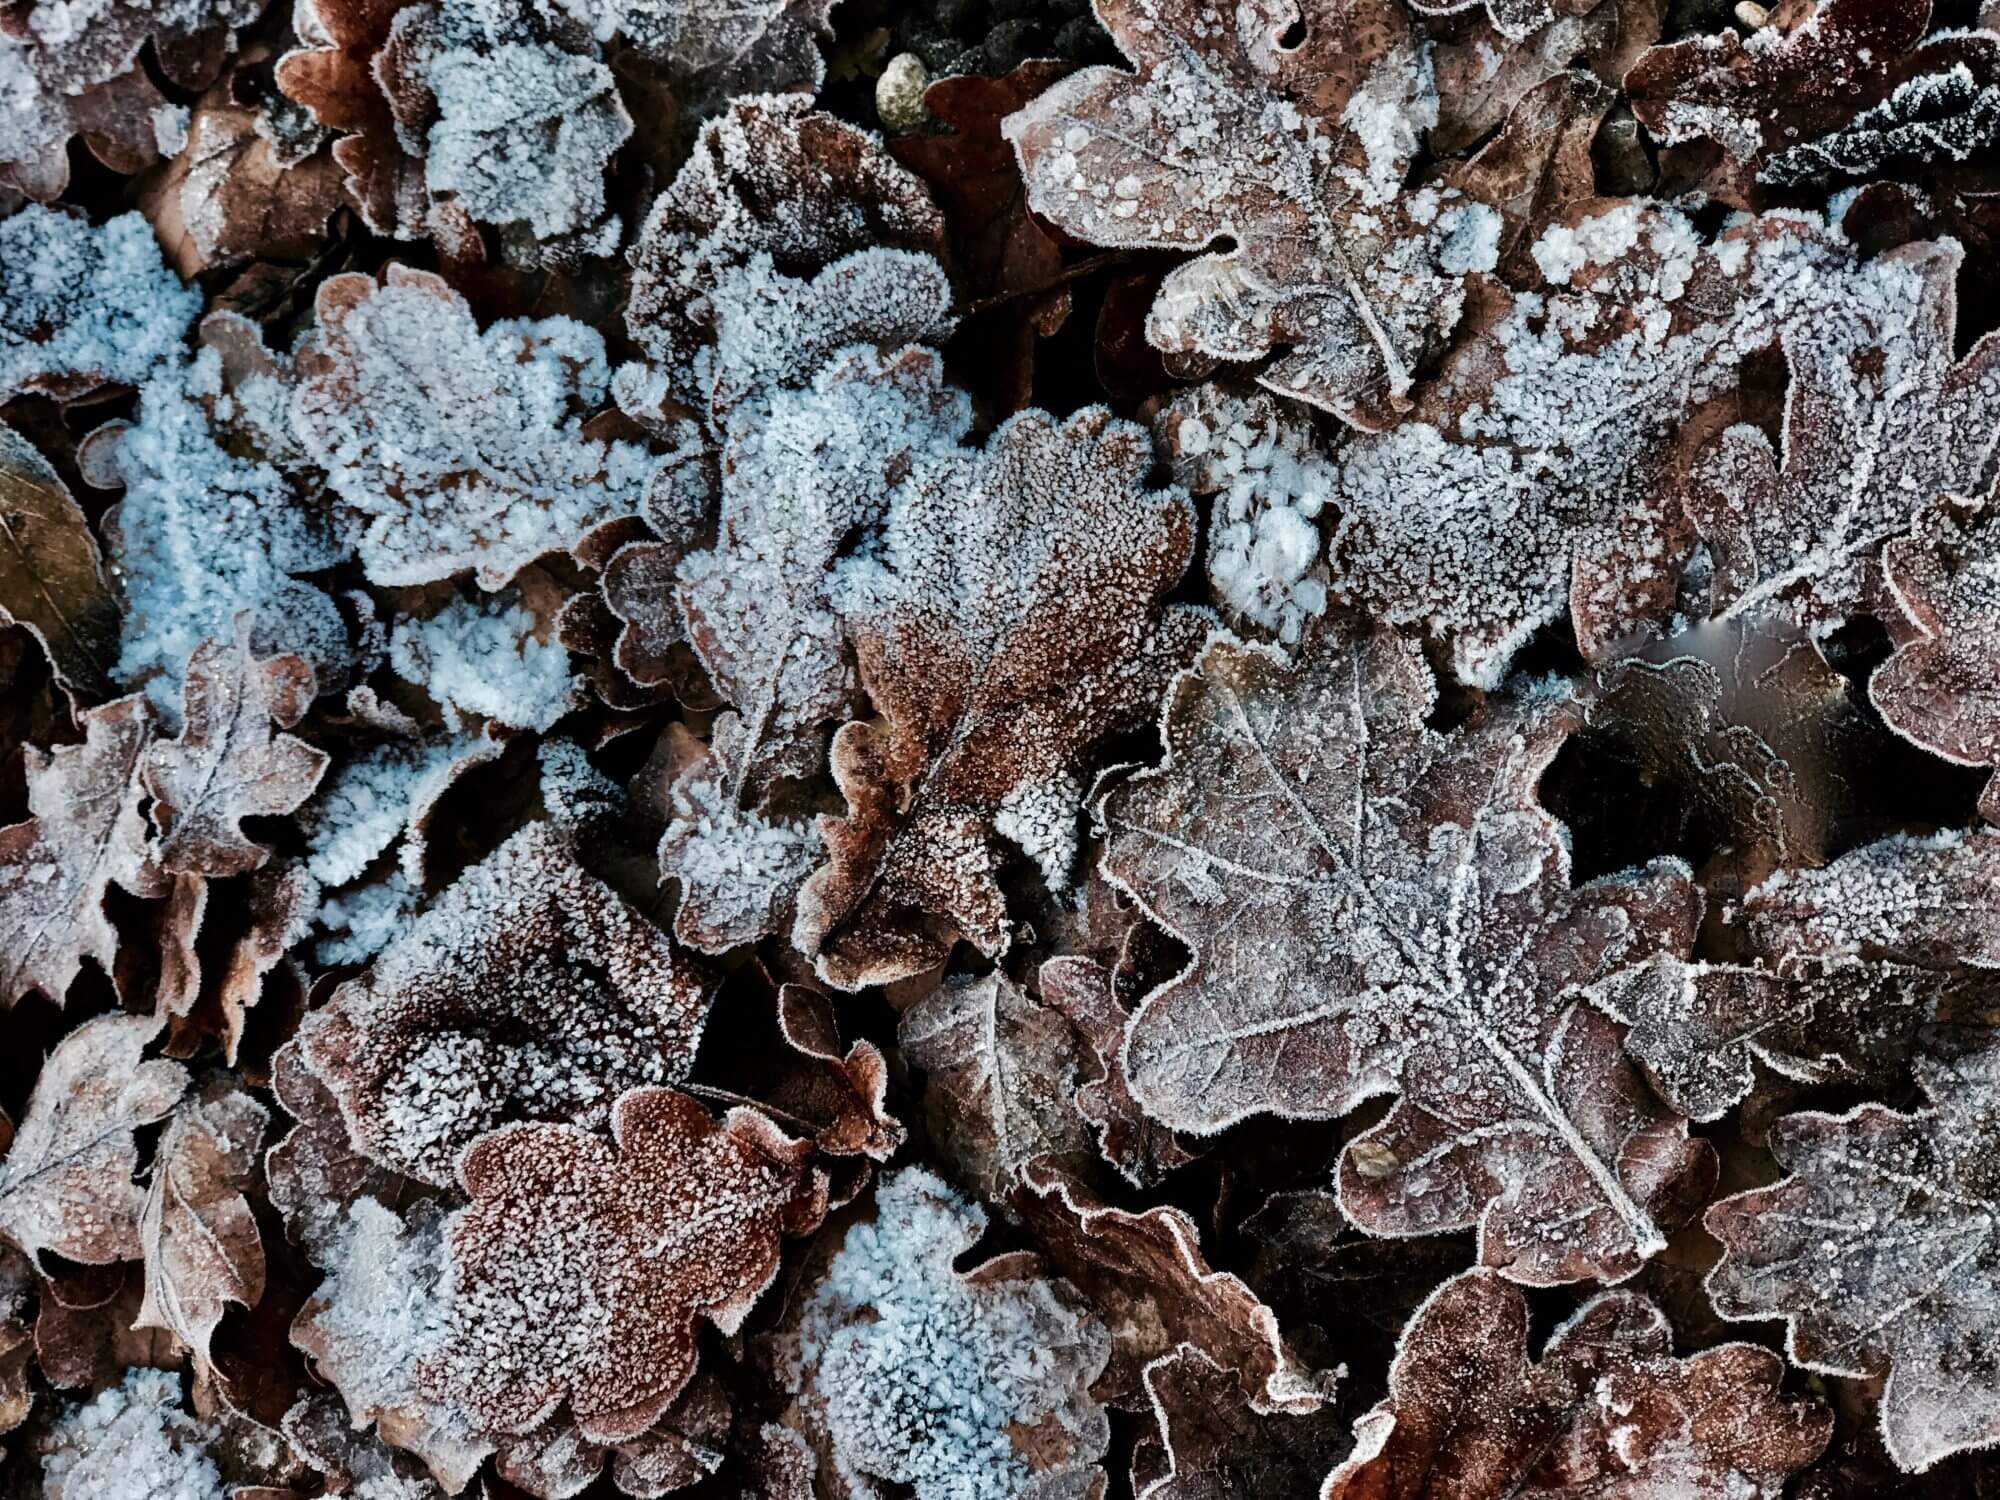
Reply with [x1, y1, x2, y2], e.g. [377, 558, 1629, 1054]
[1179, 405, 1333, 644]
[798, 1168, 1108, 1500]
[40, 1368, 223, 1500]
[0, 207, 199, 400]
[303, 735, 492, 885]
[390, 594, 577, 731]
[316, 872, 422, 966]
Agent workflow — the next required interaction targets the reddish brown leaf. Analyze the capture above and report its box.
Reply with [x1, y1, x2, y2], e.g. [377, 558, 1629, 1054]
[0, 422, 120, 701]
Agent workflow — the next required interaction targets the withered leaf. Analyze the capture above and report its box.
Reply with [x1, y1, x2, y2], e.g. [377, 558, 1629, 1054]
[0, 694, 166, 1007]
[297, 820, 715, 1187]
[1040, 955, 1193, 1189]
[899, 968, 1094, 1201]
[1103, 626, 1712, 1283]
[0, 422, 119, 701]
[1324, 1268, 1831, 1498]
[1707, 1028, 2000, 1474]
[793, 405, 1205, 990]
[1004, 0, 1499, 427]
[142, 630, 331, 878]
[134, 1080, 268, 1379]
[426, 1087, 824, 1445]
[1131, 1344, 1350, 1500]
[0, 1014, 187, 1267]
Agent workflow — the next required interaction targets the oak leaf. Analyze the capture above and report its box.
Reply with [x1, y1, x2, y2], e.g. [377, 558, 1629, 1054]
[296, 820, 714, 1187]
[1323, 1268, 1831, 1498]
[141, 629, 331, 878]
[794, 405, 1206, 989]
[0, 1014, 187, 1267]
[1707, 1028, 2000, 1473]
[1131, 1344, 1349, 1500]
[1103, 626, 1712, 1283]
[1040, 954, 1193, 1189]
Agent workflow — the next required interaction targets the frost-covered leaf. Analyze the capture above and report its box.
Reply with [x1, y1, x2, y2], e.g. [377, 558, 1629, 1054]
[1872, 493, 2000, 825]
[292, 265, 660, 587]
[429, 1087, 823, 1444]
[141, 630, 331, 877]
[493, 1374, 731, 1499]
[794, 405, 1205, 989]
[0, 422, 120, 700]
[1015, 1159, 1329, 1415]
[145, 91, 346, 274]
[296, 820, 714, 1186]
[900, 968, 1093, 1201]
[1103, 625, 1711, 1283]
[0, 1245, 29, 1437]
[570, 0, 833, 109]
[94, 315, 354, 718]
[39, 1367, 227, 1500]
[388, 592, 580, 731]
[1004, 0, 1501, 427]
[0, 1014, 186, 1267]
[1039, 955, 1193, 1189]
[1706, 1027, 2000, 1474]
[793, 1165, 1110, 1500]
[1627, 0, 2000, 188]
[0, 207, 199, 402]
[300, 729, 502, 889]
[1323, 1268, 1830, 1498]
[625, 93, 947, 384]
[1325, 203, 1853, 687]
[0, 694, 166, 1006]
[1131, 1344, 1349, 1500]
[1443, 68, 1613, 281]
[134, 1082, 268, 1378]
[1686, 239, 2000, 630]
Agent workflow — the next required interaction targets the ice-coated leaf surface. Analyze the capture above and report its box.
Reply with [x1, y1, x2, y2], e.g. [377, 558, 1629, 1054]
[1324, 1268, 1831, 1498]
[296, 820, 714, 1186]
[1004, 0, 1502, 427]
[141, 629, 331, 877]
[0, 1015, 186, 1267]
[1103, 625, 1711, 1283]
[793, 1165, 1110, 1500]
[1707, 1029, 2000, 1474]
[794, 405, 1206, 989]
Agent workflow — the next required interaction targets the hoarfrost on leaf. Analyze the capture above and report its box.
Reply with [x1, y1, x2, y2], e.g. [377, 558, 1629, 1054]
[389, 593, 579, 732]
[39, 1367, 226, 1500]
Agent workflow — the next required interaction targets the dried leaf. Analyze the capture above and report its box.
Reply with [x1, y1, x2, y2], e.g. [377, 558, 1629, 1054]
[134, 1081, 269, 1378]
[1039, 955, 1193, 1189]
[1324, 1268, 1830, 1497]
[794, 405, 1205, 989]
[0, 1014, 186, 1267]
[1103, 625, 1712, 1283]
[1131, 1344, 1349, 1500]
[1707, 1027, 2000, 1474]
[0, 422, 120, 700]
[142, 629, 331, 877]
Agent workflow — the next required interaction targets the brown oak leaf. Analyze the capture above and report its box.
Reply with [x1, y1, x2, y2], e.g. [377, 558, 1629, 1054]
[1873, 493, 2000, 826]
[142, 629, 331, 878]
[1004, 0, 1501, 428]
[0, 694, 166, 1007]
[425, 1087, 824, 1444]
[0, 1014, 187, 1267]
[1323, 1268, 1830, 1498]
[296, 820, 715, 1187]
[1103, 625, 1713, 1283]
[793, 405, 1205, 990]
[1040, 954, 1193, 1189]
[133, 1080, 268, 1379]
[0, 422, 120, 701]
[1707, 1027, 2000, 1474]
[1130, 1344, 1350, 1500]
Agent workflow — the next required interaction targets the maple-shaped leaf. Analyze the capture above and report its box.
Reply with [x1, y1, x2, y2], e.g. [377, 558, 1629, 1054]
[141, 629, 331, 877]
[1131, 1344, 1349, 1500]
[1873, 494, 2000, 825]
[292, 265, 661, 587]
[297, 820, 715, 1187]
[133, 1081, 268, 1380]
[0, 423, 120, 701]
[1016, 1159, 1330, 1415]
[0, 1015, 187, 1267]
[1686, 238, 2000, 630]
[426, 1087, 824, 1444]
[1324, 1268, 1831, 1498]
[794, 405, 1206, 989]
[1627, 0, 2000, 189]
[0, 694, 167, 1006]
[1103, 626, 1712, 1284]
[793, 1165, 1110, 1500]
[900, 969, 1094, 1201]
[1706, 1027, 2000, 1473]
[625, 93, 948, 381]
[1004, 0, 1502, 427]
